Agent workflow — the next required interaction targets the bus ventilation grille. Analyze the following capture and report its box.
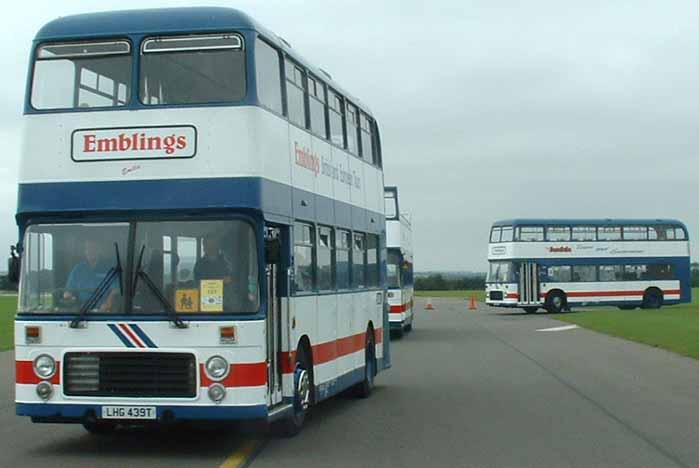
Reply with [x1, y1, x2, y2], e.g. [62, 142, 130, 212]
[63, 352, 197, 398]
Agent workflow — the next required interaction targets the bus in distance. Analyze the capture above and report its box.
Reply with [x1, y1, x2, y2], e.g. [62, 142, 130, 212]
[385, 187, 414, 337]
[13, 7, 389, 436]
[485, 219, 691, 314]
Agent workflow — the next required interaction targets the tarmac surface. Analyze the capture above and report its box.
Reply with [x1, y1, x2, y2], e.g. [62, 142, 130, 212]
[3, 298, 699, 467]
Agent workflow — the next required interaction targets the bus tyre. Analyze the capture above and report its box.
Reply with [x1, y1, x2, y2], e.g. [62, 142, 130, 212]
[277, 348, 312, 437]
[391, 327, 404, 339]
[642, 289, 663, 310]
[523, 307, 538, 314]
[354, 331, 376, 399]
[546, 291, 566, 314]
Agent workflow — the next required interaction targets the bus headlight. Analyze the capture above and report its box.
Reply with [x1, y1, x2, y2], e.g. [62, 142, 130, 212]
[36, 381, 53, 400]
[33, 354, 56, 379]
[205, 356, 229, 381]
[208, 383, 226, 403]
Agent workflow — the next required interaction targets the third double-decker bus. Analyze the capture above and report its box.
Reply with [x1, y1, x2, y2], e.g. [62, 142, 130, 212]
[12, 7, 389, 437]
[485, 219, 691, 313]
[384, 187, 414, 337]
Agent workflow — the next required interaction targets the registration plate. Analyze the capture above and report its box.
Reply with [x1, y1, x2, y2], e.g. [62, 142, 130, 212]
[102, 406, 156, 420]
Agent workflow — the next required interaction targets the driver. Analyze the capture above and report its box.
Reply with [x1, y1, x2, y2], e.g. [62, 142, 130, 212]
[64, 239, 118, 312]
[194, 234, 233, 284]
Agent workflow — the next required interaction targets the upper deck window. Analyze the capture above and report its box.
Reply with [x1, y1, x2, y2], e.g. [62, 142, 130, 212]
[140, 34, 245, 106]
[515, 226, 544, 242]
[545, 226, 571, 242]
[31, 40, 132, 110]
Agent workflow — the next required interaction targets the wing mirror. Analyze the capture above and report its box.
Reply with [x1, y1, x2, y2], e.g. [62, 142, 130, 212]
[8, 245, 20, 284]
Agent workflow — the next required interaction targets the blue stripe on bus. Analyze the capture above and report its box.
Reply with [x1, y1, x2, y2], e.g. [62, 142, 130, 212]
[17, 403, 268, 421]
[129, 324, 157, 348]
[17, 177, 384, 233]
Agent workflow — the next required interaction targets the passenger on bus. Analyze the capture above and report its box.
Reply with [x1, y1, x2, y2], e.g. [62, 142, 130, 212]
[63, 238, 118, 311]
[194, 234, 233, 284]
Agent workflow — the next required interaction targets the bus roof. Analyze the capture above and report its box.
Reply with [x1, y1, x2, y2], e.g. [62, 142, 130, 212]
[33, 7, 372, 116]
[492, 219, 688, 228]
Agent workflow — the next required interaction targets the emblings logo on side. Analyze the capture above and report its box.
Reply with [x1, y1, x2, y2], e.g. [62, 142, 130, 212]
[72, 126, 197, 162]
[549, 246, 572, 253]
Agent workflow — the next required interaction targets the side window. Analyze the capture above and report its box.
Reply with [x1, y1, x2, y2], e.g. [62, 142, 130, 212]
[490, 227, 502, 243]
[599, 265, 624, 281]
[517, 226, 544, 242]
[346, 102, 359, 155]
[336, 229, 351, 289]
[647, 264, 675, 280]
[328, 90, 345, 148]
[352, 232, 366, 288]
[546, 265, 571, 282]
[293, 222, 314, 293]
[675, 227, 687, 240]
[366, 234, 379, 287]
[255, 38, 283, 114]
[317, 226, 335, 291]
[572, 265, 596, 282]
[597, 226, 622, 241]
[546, 226, 571, 241]
[360, 113, 373, 161]
[623, 226, 648, 241]
[624, 264, 647, 280]
[285, 59, 306, 128]
[308, 75, 327, 139]
[500, 226, 514, 242]
[572, 226, 596, 241]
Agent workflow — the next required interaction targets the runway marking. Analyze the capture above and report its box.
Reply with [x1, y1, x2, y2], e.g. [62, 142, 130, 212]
[220, 438, 264, 468]
[537, 325, 579, 332]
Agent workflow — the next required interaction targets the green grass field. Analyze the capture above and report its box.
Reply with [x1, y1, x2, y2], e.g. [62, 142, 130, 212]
[0, 295, 17, 351]
[414, 290, 485, 301]
[557, 288, 699, 359]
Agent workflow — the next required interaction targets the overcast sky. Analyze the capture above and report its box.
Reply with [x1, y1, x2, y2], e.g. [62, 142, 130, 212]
[1, 0, 698, 271]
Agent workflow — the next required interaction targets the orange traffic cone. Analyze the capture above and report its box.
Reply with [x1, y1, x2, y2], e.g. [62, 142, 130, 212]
[469, 295, 477, 310]
[424, 298, 435, 310]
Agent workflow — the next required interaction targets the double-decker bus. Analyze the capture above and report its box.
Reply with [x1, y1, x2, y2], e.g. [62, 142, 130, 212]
[384, 187, 414, 337]
[485, 219, 691, 313]
[11, 7, 390, 436]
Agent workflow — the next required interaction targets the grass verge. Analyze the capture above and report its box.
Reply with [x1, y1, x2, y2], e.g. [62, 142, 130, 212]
[557, 288, 699, 359]
[0, 295, 17, 351]
[414, 290, 485, 301]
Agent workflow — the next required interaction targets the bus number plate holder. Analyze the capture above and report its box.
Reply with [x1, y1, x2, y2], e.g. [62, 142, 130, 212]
[102, 406, 156, 420]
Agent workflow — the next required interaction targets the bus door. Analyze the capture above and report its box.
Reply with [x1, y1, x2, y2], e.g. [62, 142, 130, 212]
[518, 262, 540, 304]
[265, 227, 283, 406]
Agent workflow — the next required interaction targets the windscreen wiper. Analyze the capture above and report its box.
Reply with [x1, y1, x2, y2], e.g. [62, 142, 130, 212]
[133, 245, 187, 329]
[70, 243, 123, 329]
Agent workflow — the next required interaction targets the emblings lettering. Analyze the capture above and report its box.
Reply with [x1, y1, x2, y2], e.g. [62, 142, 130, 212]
[294, 143, 320, 176]
[83, 133, 188, 155]
[549, 246, 572, 253]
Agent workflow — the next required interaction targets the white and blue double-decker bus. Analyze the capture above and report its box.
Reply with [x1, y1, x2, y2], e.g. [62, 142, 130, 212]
[485, 219, 691, 313]
[12, 7, 389, 436]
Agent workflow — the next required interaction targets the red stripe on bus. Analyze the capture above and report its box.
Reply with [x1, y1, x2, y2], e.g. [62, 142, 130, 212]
[506, 293, 519, 299]
[118, 323, 145, 348]
[200, 362, 267, 388]
[280, 328, 383, 374]
[15, 361, 61, 385]
[541, 289, 681, 298]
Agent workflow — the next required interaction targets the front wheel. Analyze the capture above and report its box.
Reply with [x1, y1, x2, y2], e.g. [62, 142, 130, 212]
[545, 291, 567, 314]
[354, 332, 376, 399]
[275, 349, 312, 437]
[642, 289, 663, 309]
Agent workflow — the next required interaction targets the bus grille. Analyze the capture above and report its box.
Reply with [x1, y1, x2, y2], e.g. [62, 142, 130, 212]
[489, 291, 504, 301]
[63, 352, 197, 398]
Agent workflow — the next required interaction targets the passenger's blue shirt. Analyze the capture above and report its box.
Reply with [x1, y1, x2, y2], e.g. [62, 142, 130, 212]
[65, 261, 114, 305]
